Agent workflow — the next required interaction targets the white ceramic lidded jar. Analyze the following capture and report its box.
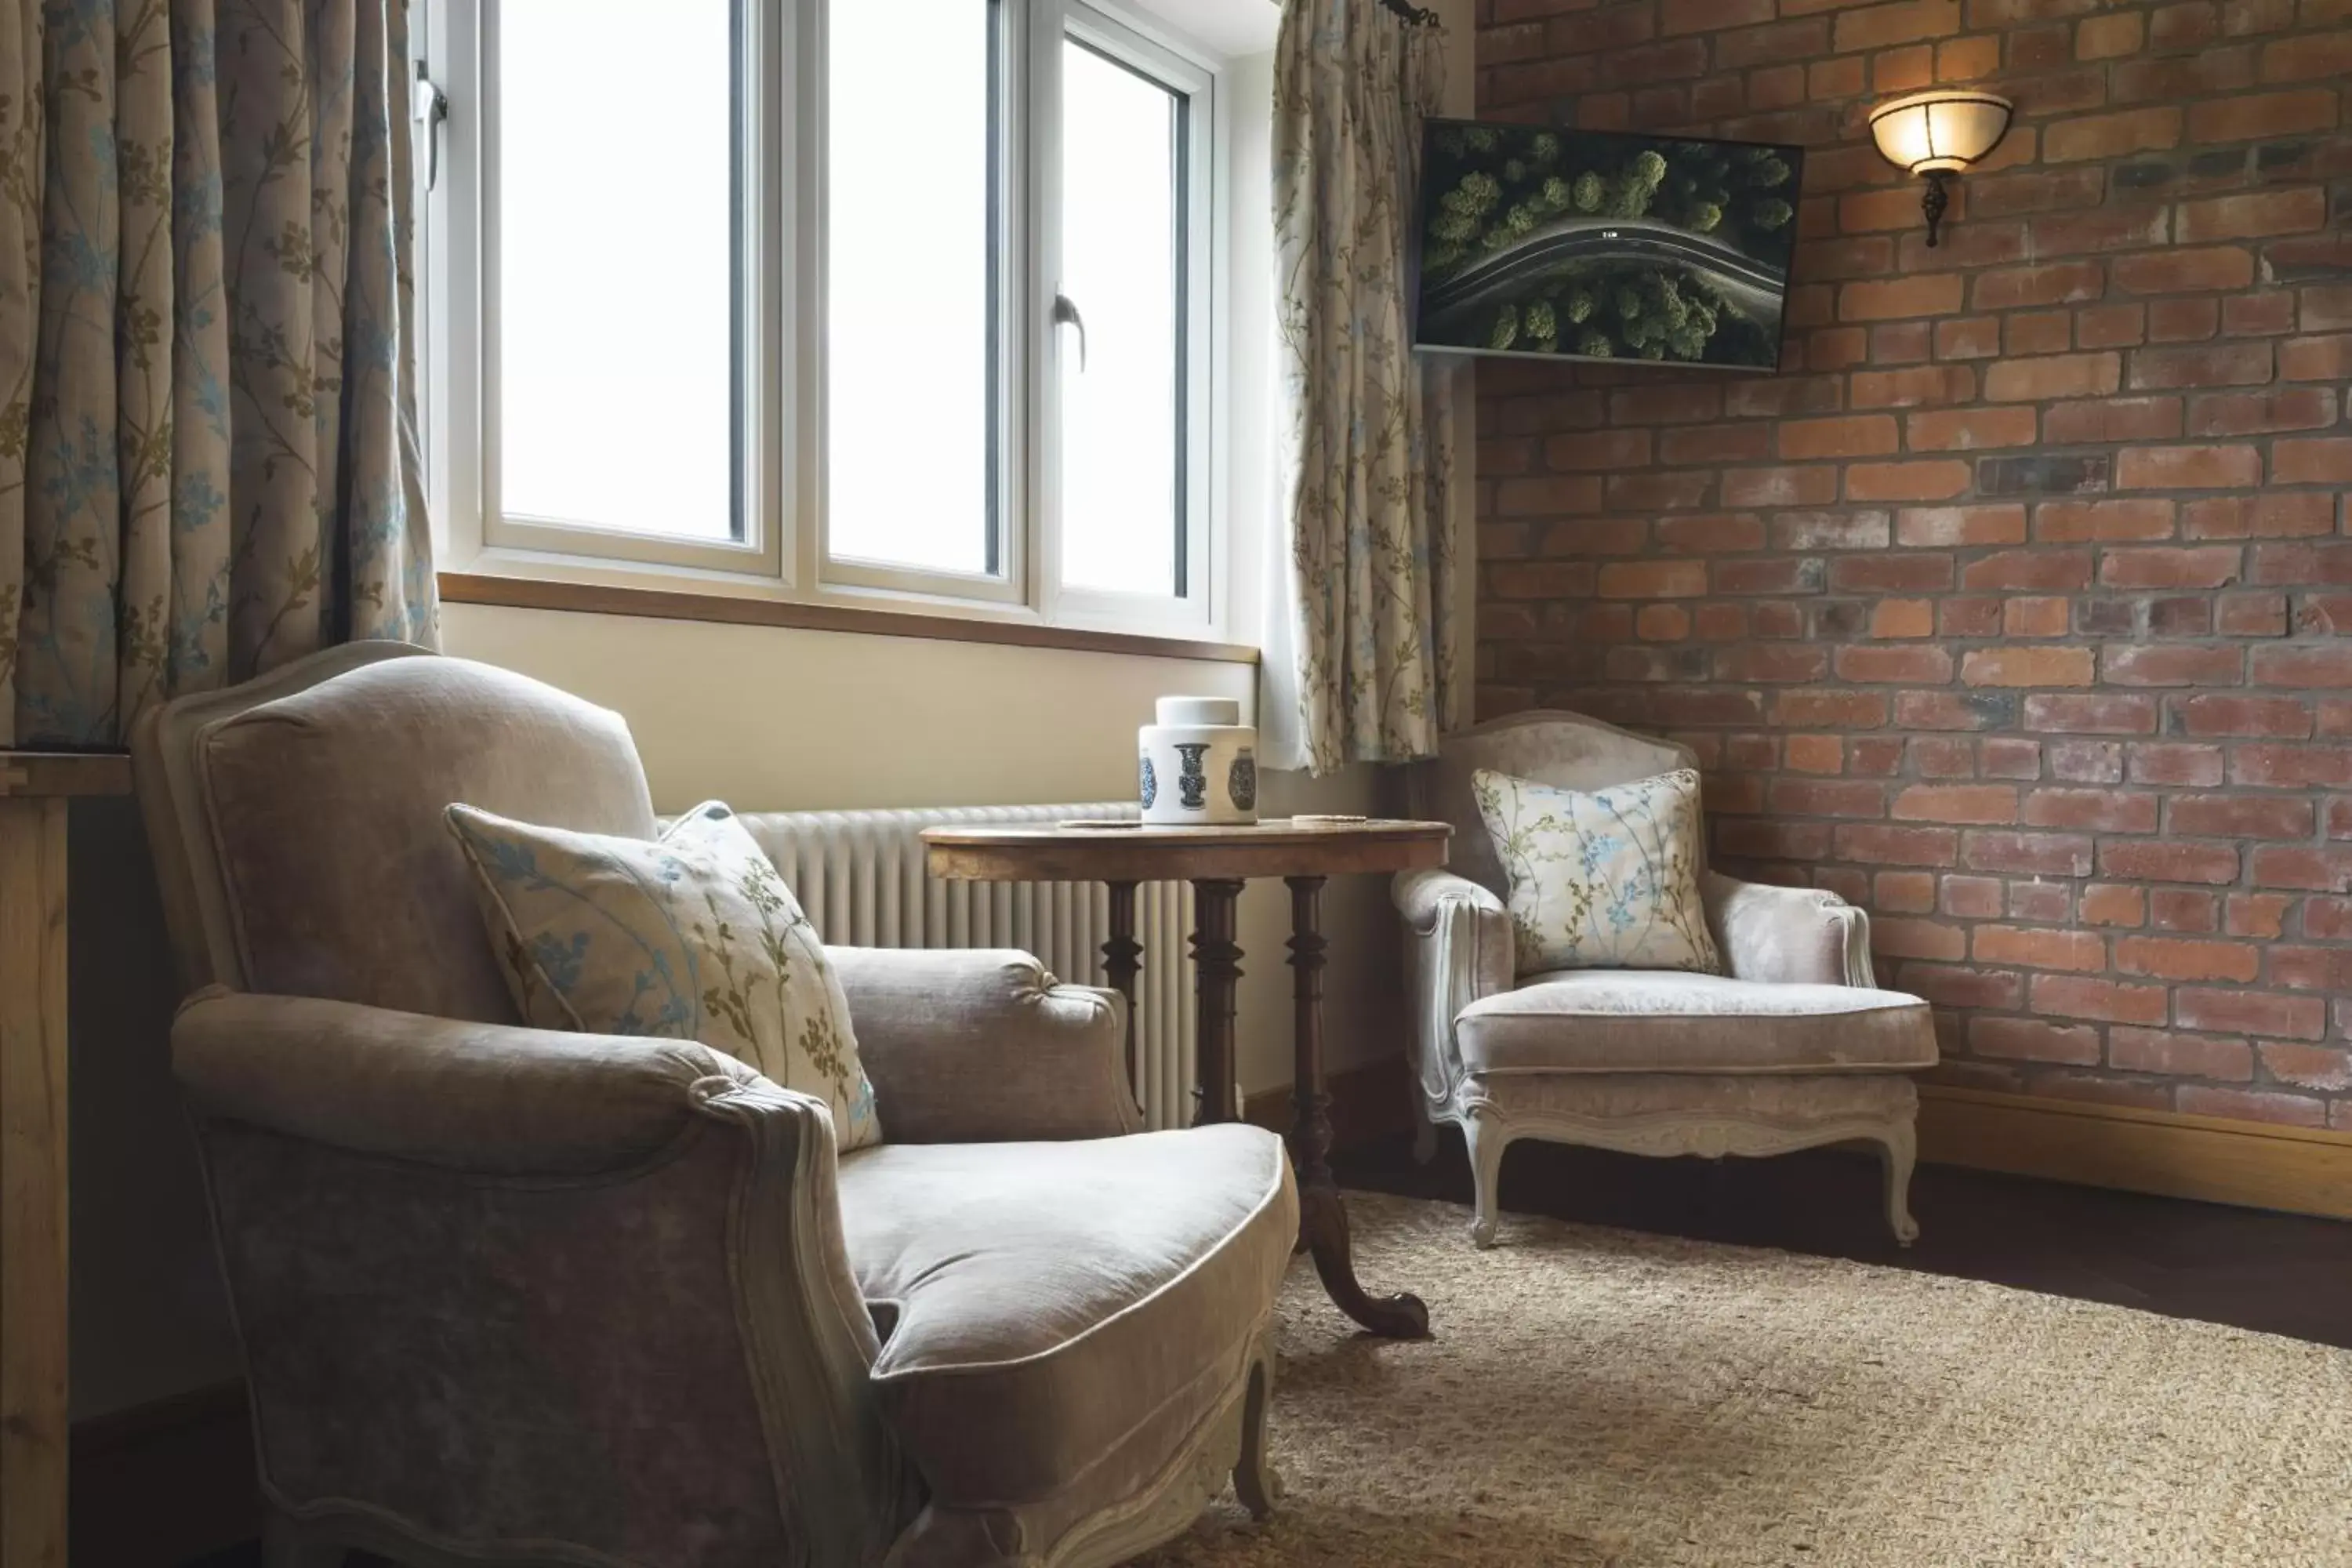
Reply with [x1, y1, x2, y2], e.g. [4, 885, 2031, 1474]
[1139, 696, 1258, 826]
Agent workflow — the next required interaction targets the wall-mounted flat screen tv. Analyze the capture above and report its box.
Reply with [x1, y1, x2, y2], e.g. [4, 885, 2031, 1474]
[1414, 118, 1805, 372]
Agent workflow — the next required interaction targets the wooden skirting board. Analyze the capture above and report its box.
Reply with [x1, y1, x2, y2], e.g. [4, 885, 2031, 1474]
[1917, 1085, 2352, 1223]
[1256, 1059, 2352, 1223]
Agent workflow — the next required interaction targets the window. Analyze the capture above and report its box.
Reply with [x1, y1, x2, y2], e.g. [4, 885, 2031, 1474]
[420, 0, 1224, 637]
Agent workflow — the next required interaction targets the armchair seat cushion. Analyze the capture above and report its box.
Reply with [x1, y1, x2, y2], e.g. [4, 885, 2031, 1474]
[1456, 971, 1936, 1077]
[837, 1123, 1296, 1520]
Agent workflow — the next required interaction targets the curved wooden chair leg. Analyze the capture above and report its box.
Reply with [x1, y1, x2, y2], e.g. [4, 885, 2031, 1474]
[1878, 1121, 1921, 1247]
[1231, 1347, 1280, 1521]
[1462, 1107, 1508, 1249]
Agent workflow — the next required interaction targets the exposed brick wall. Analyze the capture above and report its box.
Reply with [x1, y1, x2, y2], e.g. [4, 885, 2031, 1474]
[1470, 0, 2352, 1126]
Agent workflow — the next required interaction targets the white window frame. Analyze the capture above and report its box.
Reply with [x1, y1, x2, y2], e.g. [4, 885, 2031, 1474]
[419, 0, 1230, 642]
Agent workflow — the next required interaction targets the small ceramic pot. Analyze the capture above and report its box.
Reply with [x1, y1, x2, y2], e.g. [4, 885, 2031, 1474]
[1139, 696, 1258, 826]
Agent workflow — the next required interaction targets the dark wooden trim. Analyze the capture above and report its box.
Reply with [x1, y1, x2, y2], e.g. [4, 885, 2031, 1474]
[438, 572, 1261, 665]
[0, 750, 132, 797]
[1918, 1084, 2352, 1221]
[72, 1380, 257, 1567]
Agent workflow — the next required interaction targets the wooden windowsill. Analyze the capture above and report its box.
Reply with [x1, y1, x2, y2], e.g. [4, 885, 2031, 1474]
[438, 573, 1261, 666]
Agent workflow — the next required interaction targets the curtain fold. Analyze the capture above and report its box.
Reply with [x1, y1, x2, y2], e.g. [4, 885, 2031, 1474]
[1265, 0, 1456, 777]
[0, 0, 434, 749]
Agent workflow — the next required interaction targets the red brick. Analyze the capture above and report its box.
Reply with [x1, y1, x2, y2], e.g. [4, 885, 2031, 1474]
[2272, 437, 2352, 485]
[2259, 29, 2352, 80]
[1845, 460, 1973, 502]
[2109, 1028, 2254, 1081]
[1835, 824, 1959, 867]
[1545, 430, 1653, 470]
[1962, 550, 2094, 591]
[2184, 494, 2338, 539]
[1971, 1017, 2102, 1065]
[2148, 297, 2220, 344]
[1595, 561, 1709, 599]
[2001, 597, 2069, 638]
[1777, 415, 1900, 460]
[2099, 546, 2242, 590]
[2256, 1044, 2352, 1093]
[2025, 694, 2159, 735]
[2046, 396, 2185, 446]
[2150, 889, 2220, 933]
[1961, 647, 2096, 688]
[1975, 924, 2107, 971]
[2101, 840, 2241, 884]
[2111, 247, 2256, 294]
[2127, 342, 2274, 390]
[2116, 935, 2262, 984]
[2045, 107, 2183, 162]
[1964, 829, 2095, 878]
[2075, 9, 2143, 55]
[2187, 388, 2339, 437]
[2176, 188, 2328, 242]
[2230, 744, 2352, 788]
[1984, 352, 2122, 402]
[2023, 788, 2160, 833]
[1906, 407, 2040, 451]
[2175, 988, 2328, 1041]
[2251, 644, 2352, 687]
[2102, 645, 2244, 686]
[1872, 916, 1968, 961]
[2081, 884, 2147, 926]
[2128, 741, 2226, 786]
[1833, 0, 1963, 52]
[1971, 261, 2105, 311]
[2279, 335, 2352, 381]
[2031, 973, 2169, 1026]
[1835, 644, 1957, 684]
[1892, 784, 2019, 825]
[2188, 88, 2339, 143]
[2033, 499, 2176, 542]
[1722, 466, 1840, 508]
[1840, 274, 1966, 322]
[2169, 796, 2314, 840]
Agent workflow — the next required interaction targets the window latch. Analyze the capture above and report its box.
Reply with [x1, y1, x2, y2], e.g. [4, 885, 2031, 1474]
[414, 61, 450, 192]
[1052, 292, 1087, 372]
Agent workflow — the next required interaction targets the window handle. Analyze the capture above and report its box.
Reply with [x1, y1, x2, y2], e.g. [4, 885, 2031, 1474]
[414, 61, 450, 191]
[1053, 292, 1087, 372]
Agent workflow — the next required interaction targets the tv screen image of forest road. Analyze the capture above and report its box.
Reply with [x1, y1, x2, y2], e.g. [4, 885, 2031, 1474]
[1414, 119, 1806, 372]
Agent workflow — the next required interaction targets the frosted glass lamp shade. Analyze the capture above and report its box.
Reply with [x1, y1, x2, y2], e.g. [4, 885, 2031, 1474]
[1868, 90, 2014, 176]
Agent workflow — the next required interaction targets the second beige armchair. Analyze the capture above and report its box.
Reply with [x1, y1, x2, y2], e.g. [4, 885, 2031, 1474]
[1395, 710, 1939, 1249]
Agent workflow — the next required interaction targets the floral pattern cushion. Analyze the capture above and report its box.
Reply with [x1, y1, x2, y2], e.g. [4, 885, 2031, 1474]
[1472, 768, 1723, 978]
[445, 800, 880, 1149]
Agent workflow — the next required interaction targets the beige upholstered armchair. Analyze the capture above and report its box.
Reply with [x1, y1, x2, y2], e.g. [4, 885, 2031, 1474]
[1394, 711, 1937, 1250]
[132, 644, 1294, 1568]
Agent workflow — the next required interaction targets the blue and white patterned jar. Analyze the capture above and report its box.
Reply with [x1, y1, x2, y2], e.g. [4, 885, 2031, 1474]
[1139, 696, 1258, 826]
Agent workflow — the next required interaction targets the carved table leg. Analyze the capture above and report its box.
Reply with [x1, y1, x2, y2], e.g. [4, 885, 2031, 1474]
[1189, 880, 1244, 1127]
[1287, 876, 1430, 1339]
[1102, 880, 1142, 1094]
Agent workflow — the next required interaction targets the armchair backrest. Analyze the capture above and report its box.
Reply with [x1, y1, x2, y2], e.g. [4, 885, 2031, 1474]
[131, 644, 659, 1022]
[1409, 710, 1698, 900]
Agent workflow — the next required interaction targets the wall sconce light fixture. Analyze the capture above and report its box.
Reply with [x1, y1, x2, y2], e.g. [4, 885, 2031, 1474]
[1868, 89, 2014, 249]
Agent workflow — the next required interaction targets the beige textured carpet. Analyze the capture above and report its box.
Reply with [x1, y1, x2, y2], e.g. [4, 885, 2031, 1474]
[1137, 1194, 2352, 1568]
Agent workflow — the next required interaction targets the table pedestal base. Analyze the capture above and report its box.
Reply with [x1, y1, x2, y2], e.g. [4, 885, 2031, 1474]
[1112, 878, 1429, 1340]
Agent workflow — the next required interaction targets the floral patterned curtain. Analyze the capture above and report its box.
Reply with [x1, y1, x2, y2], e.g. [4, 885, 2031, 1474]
[0, 0, 434, 749]
[1265, 0, 1455, 776]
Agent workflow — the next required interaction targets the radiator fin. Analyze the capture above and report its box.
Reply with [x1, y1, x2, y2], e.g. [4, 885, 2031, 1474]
[744, 803, 1195, 1130]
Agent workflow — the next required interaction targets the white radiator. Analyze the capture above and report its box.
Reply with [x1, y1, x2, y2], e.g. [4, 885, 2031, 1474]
[744, 803, 1197, 1131]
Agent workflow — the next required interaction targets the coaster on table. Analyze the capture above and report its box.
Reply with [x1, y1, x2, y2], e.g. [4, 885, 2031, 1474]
[1058, 818, 1142, 830]
[1293, 814, 1370, 826]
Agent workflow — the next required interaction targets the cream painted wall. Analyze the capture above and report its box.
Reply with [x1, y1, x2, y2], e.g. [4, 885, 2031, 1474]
[440, 602, 1401, 1102]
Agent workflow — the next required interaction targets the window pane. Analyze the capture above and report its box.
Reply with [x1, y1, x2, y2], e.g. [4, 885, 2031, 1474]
[1058, 42, 1181, 598]
[828, 0, 995, 575]
[497, 0, 736, 540]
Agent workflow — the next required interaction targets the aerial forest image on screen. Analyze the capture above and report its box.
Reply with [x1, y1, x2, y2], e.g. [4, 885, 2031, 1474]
[1415, 120, 1802, 369]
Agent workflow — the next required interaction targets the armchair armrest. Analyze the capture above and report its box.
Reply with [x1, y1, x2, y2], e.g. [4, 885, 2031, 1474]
[827, 947, 1142, 1143]
[172, 989, 913, 1565]
[1392, 869, 1515, 1109]
[1702, 872, 1877, 988]
[174, 986, 763, 1173]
